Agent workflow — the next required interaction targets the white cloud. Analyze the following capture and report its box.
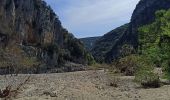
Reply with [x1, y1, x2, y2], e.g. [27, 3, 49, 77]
[45, 0, 140, 38]
[65, 0, 137, 25]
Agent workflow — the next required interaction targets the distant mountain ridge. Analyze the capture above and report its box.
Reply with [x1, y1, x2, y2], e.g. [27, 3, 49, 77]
[91, 24, 129, 63]
[91, 0, 170, 63]
[80, 36, 101, 51]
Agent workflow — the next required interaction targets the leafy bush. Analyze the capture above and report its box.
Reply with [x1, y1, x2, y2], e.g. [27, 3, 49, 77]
[162, 60, 170, 80]
[138, 9, 170, 80]
[135, 56, 161, 88]
[85, 52, 95, 65]
[115, 55, 139, 76]
[114, 54, 161, 88]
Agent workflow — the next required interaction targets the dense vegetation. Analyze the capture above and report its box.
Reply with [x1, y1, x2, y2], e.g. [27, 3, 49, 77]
[138, 9, 170, 80]
[111, 9, 170, 88]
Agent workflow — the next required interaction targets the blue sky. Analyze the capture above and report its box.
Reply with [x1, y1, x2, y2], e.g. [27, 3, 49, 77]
[44, 0, 140, 38]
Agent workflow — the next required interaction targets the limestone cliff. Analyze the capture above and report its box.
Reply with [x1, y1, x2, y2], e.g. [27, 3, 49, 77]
[0, 0, 93, 73]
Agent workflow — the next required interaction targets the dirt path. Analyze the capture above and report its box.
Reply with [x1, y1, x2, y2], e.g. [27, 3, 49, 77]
[0, 70, 170, 100]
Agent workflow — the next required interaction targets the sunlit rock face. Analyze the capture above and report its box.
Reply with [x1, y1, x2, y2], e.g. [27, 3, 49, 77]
[0, 0, 91, 72]
[0, 0, 63, 46]
[0, 0, 63, 67]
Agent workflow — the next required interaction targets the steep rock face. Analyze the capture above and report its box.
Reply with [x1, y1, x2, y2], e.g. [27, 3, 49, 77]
[0, 0, 63, 68]
[0, 0, 63, 46]
[91, 24, 129, 63]
[105, 0, 170, 62]
[0, 0, 92, 72]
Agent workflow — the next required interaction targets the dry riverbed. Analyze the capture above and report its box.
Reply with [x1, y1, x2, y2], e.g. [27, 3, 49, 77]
[0, 70, 170, 100]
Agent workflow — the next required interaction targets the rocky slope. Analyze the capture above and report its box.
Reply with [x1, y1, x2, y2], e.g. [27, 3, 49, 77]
[80, 36, 101, 51]
[91, 24, 129, 63]
[0, 0, 93, 73]
[92, 0, 170, 63]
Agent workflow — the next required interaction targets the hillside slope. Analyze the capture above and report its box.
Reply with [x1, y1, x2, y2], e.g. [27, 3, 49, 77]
[91, 24, 129, 62]
[106, 0, 170, 62]
[91, 0, 170, 63]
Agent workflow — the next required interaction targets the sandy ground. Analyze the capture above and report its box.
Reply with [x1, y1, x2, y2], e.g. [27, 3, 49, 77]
[0, 70, 170, 100]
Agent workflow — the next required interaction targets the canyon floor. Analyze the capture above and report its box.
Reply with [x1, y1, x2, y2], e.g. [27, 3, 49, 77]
[0, 70, 170, 100]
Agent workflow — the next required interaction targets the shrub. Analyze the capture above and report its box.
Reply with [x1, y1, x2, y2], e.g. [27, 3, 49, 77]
[162, 60, 170, 80]
[115, 55, 139, 76]
[85, 52, 95, 65]
[135, 57, 161, 88]
[138, 9, 170, 80]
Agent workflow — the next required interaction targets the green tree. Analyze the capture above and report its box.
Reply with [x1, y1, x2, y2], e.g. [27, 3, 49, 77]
[138, 9, 170, 79]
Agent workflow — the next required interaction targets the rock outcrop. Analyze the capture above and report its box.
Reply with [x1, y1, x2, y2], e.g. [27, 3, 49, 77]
[0, 0, 93, 73]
